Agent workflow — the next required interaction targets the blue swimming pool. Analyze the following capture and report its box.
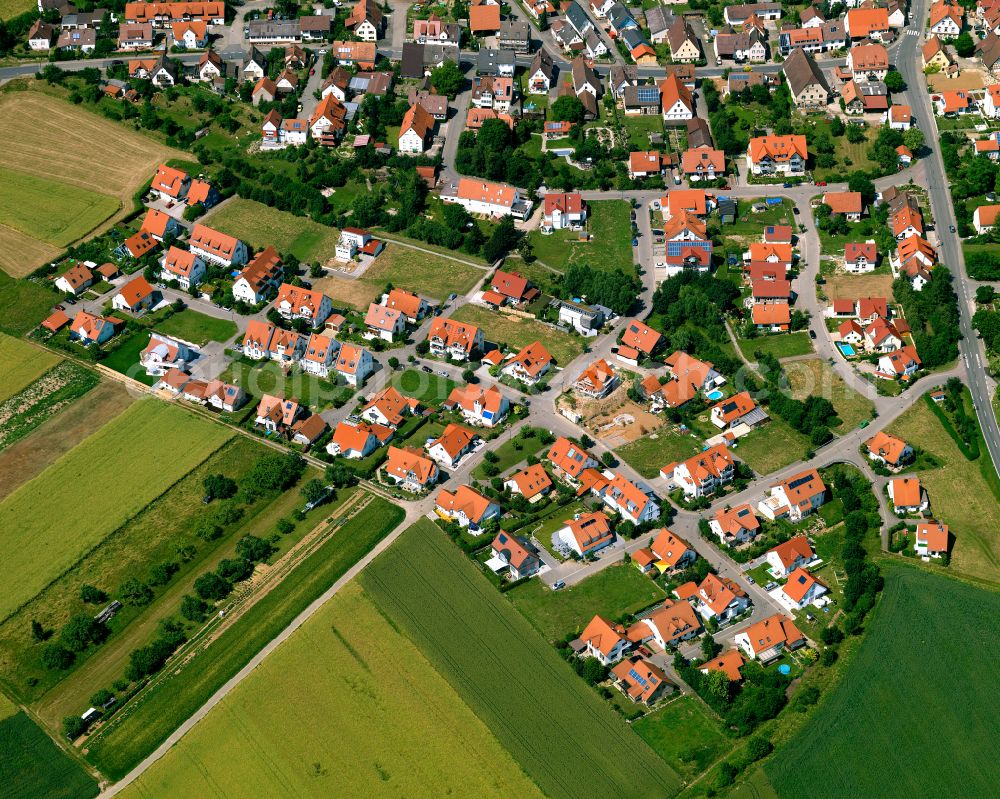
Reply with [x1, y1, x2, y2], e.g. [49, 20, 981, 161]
[706, 389, 724, 401]
[777, 664, 791, 675]
[838, 343, 856, 357]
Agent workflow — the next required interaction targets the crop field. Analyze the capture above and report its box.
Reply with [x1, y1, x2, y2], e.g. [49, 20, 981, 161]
[767, 566, 1000, 798]
[0, 333, 61, 402]
[0, 401, 231, 621]
[0, 168, 120, 248]
[154, 309, 238, 346]
[120, 583, 543, 799]
[785, 359, 874, 432]
[450, 304, 584, 364]
[507, 564, 666, 641]
[85, 494, 404, 780]
[0, 362, 100, 452]
[0, 92, 188, 276]
[201, 198, 342, 262]
[0, 709, 98, 799]
[314, 244, 486, 310]
[889, 399, 1000, 584]
[0, 382, 133, 503]
[361, 519, 681, 799]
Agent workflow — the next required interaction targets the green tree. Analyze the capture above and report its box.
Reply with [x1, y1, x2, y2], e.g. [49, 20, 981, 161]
[31, 619, 49, 642]
[180, 594, 208, 622]
[61, 615, 105, 652]
[194, 572, 231, 601]
[300, 478, 328, 505]
[118, 577, 153, 607]
[551, 94, 585, 124]
[955, 31, 975, 57]
[430, 60, 464, 97]
[325, 462, 358, 488]
[203, 473, 237, 502]
[483, 215, 520, 263]
[42, 643, 75, 670]
[80, 584, 107, 604]
[883, 70, 905, 92]
[903, 126, 924, 153]
[63, 715, 88, 740]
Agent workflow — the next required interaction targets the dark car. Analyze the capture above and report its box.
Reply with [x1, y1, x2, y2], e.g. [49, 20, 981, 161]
[809, 330, 817, 339]
[421, 365, 433, 373]
[782, 182, 792, 188]
[793, 207, 800, 215]
[949, 225, 956, 233]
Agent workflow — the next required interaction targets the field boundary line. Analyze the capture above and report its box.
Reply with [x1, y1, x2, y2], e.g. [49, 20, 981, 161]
[375, 234, 493, 271]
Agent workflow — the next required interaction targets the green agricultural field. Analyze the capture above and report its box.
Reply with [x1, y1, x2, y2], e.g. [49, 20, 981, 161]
[0, 168, 119, 249]
[507, 564, 665, 641]
[617, 429, 702, 479]
[889, 398, 1000, 584]
[119, 583, 543, 799]
[0, 270, 61, 337]
[450, 304, 584, 364]
[85, 494, 404, 780]
[735, 417, 810, 476]
[528, 200, 635, 275]
[388, 368, 459, 404]
[0, 401, 230, 621]
[0, 361, 100, 452]
[0, 709, 98, 799]
[785, 359, 875, 432]
[738, 332, 814, 360]
[633, 696, 731, 783]
[154, 309, 238, 346]
[201, 198, 341, 262]
[767, 566, 1000, 798]
[361, 519, 681, 799]
[0, 333, 61, 402]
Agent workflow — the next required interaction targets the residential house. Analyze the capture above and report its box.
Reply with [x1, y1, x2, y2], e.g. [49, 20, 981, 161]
[691, 573, 750, 622]
[399, 102, 435, 154]
[171, 19, 206, 47]
[681, 148, 726, 181]
[442, 177, 531, 218]
[658, 73, 694, 123]
[384, 445, 439, 491]
[648, 527, 697, 572]
[500, 341, 553, 385]
[426, 423, 478, 469]
[274, 283, 333, 327]
[528, 49, 555, 93]
[845, 241, 878, 273]
[637, 600, 702, 648]
[427, 317, 484, 361]
[824, 191, 864, 221]
[710, 391, 768, 430]
[746, 134, 808, 175]
[598, 473, 661, 523]
[70, 311, 119, 345]
[845, 7, 891, 41]
[55, 263, 94, 296]
[301, 333, 340, 378]
[757, 469, 827, 523]
[232, 246, 282, 304]
[889, 476, 928, 514]
[328, 421, 393, 459]
[442, 383, 509, 427]
[498, 17, 530, 53]
[57, 28, 96, 52]
[765, 535, 816, 579]
[490, 531, 541, 579]
[779, 568, 828, 611]
[435, 485, 501, 532]
[334, 343, 373, 386]
[574, 359, 618, 398]
[929, 1, 963, 38]
[735, 613, 806, 662]
[878, 346, 922, 377]
[151, 163, 190, 201]
[504, 464, 553, 503]
[543, 192, 586, 230]
[556, 511, 615, 557]
[866, 431, 913, 470]
[922, 35, 951, 70]
[547, 437, 599, 483]
[783, 48, 830, 109]
[119, 22, 154, 49]
[160, 246, 205, 290]
[886, 104, 913, 129]
[700, 649, 746, 682]
[628, 150, 665, 179]
[188, 224, 247, 268]
[346, 0, 383, 41]
[476, 47, 516, 77]
[579, 615, 631, 665]
[112, 275, 157, 314]
[196, 50, 224, 82]
[360, 386, 420, 429]
[310, 94, 348, 144]
[935, 90, 973, 116]
[847, 43, 889, 80]
[413, 14, 461, 45]
[974, 204, 1000, 234]
[660, 444, 736, 498]
[27, 19, 55, 49]
[724, 3, 782, 25]
[469, 3, 501, 36]
[709, 504, 761, 546]
[611, 657, 674, 705]
[252, 76, 277, 105]
[363, 303, 406, 342]
[915, 521, 949, 558]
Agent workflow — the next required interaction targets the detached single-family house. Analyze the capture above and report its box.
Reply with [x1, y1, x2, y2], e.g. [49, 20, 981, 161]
[442, 383, 509, 427]
[113, 275, 157, 313]
[70, 311, 119, 346]
[500, 341, 553, 385]
[327, 420, 393, 459]
[660, 443, 736, 498]
[556, 511, 615, 557]
[889, 476, 928, 514]
[427, 317, 484, 361]
[866, 431, 914, 470]
[435, 484, 501, 532]
[915, 521, 949, 558]
[274, 283, 333, 327]
[779, 567, 829, 611]
[765, 535, 816, 579]
[490, 531, 542, 579]
[579, 615, 631, 665]
[55, 263, 94, 296]
[426, 423, 478, 469]
[757, 469, 827, 523]
[504, 464, 553, 504]
[709, 504, 761, 546]
[735, 613, 806, 662]
[141, 333, 193, 375]
[334, 343, 373, 386]
[160, 246, 206, 290]
[384, 445, 439, 491]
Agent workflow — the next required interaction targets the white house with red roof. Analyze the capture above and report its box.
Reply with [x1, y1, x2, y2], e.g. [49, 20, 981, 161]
[845, 241, 878, 273]
[490, 531, 542, 580]
[334, 343, 373, 386]
[435, 484, 501, 532]
[709, 504, 760, 546]
[188, 224, 248, 268]
[363, 303, 406, 342]
[579, 615, 631, 665]
[427, 317, 484, 361]
[504, 464, 553, 503]
[426, 423, 478, 468]
[113, 275, 157, 314]
[232, 246, 283, 305]
[776, 567, 829, 611]
[443, 178, 532, 218]
[660, 443, 736, 498]
[500, 341, 553, 385]
[141, 333, 194, 375]
[55, 263, 94, 296]
[301, 333, 340, 378]
[596, 472, 661, 523]
[556, 511, 615, 557]
[385, 445, 439, 491]
[690, 573, 751, 622]
[735, 613, 806, 662]
[327, 420, 393, 459]
[758, 469, 827, 523]
[442, 383, 509, 426]
[765, 535, 817, 579]
[489, 269, 538, 305]
[915, 520, 949, 558]
[151, 163, 190, 200]
[361, 386, 421, 428]
[160, 246, 206, 290]
[275, 283, 333, 327]
[542, 192, 587, 230]
[547, 437, 599, 483]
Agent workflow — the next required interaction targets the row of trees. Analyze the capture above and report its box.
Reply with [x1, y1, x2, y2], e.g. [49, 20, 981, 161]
[756, 352, 838, 446]
[892, 267, 960, 369]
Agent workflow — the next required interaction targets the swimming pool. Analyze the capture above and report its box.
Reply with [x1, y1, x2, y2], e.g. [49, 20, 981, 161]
[706, 389, 724, 401]
[838, 343, 856, 357]
[777, 664, 791, 676]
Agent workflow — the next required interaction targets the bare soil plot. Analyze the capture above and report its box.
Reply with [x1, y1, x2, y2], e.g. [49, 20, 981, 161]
[824, 273, 895, 302]
[927, 70, 986, 92]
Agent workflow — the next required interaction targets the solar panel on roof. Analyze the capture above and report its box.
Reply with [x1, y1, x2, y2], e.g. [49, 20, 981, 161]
[666, 240, 711, 256]
[637, 86, 658, 102]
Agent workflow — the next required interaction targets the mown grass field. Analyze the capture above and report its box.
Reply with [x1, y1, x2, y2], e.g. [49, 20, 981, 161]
[314, 243, 486, 310]
[0, 710, 98, 799]
[633, 696, 731, 783]
[889, 398, 1000, 584]
[735, 416, 810, 476]
[451, 304, 584, 364]
[527, 201, 635, 276]
[785, 359, 874, 433]
[738, 332, 814, 360]
[0, 401, 231, 621]
[507, 564, 665, 642]
[0, 168, 119, 248]
[766, 566, 1000, 798]
[85, 494, 404, 780]
[154, 309, 238, 346]
[119, 583, 543, 799]
[388, 368, 459, 404]
[201, 198, 342, 263]
[219, 359, 355, 410]
[361, 519, 681, 799]
[0, 270, 61, 336]
[0, 332, 60, 402]
[471, 427, 547, 479]
[100, 332, 157, 385]
[617, 428, 701, 479]
[0, 91, 188, 277]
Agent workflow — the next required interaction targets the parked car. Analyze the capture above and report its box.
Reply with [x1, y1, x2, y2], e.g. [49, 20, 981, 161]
[746, 575, 755, 584]
[809, 330, 817, 339]
[782, 182, 792, 188]
[421, 365, 433, 373]
[815, 180, 827, 186]
[552, 580, 566, 590]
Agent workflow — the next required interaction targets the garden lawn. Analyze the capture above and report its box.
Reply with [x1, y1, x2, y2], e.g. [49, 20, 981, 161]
[527, 200, 635, 276]
[0, 168, 119, 249]
[507, 563, 666, 641]
[889, 399, 1000, 584]
[450, 304, 584, 364]
[388, 368, 459, 404]
[0, 270, 61, 335]
[766, 566, 1000, 798]
[0, 401, 230, 621]
[0, 333, 61, 402]
[785, 359, 875, 432]
[219, 359, 355, 411]
[201, 198, 341, 262]
[616, 429, 701, 479]
[0, 710, 97, 799]
[633, 696, 731, 783]
[85, 494, 404, 780]
[361, 520, 681, 799]
[472, 428, 548, 478]
[739, 332, 814, 360]
[735, 417, 810, 475]
[118, 583, 542, 799]
[154, 309, 238, 346]
[101, 331, 158, 385]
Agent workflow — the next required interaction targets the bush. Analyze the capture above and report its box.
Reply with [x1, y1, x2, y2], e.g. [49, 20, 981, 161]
[80, 584, 108, 604]
[90, 688, 114, 708]
[147, 560, 179, 586]
[746, 736, 773, 761]
[63, 715, 88, 740]
[180, 594, 208, 623]
[203, 473, 237, 501]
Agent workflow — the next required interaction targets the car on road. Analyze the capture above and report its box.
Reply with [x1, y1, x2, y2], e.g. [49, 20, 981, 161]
[64, 297, 76, 305]
[552, 580, 566, 590]
[421, 365, 433, 373]
[809, 330, 817, 339]
[437, 369, 449, 377]
[815, 181, 827, 186]
[793, 207, 800, 214]
[632, 238, 638, 246]
[309, 68, 315, 75]
[765, 582, 779, 592]
[746, 575, 755, 584]
[55, 304, 64, 311]
[448, 293, 457, 300]
[782, 183, 792, 188]
[630, 211, 636, 221]
[949, 224, 956, 233]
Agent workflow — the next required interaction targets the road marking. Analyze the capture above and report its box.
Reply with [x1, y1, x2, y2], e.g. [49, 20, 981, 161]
[906, 29, 920, 36]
